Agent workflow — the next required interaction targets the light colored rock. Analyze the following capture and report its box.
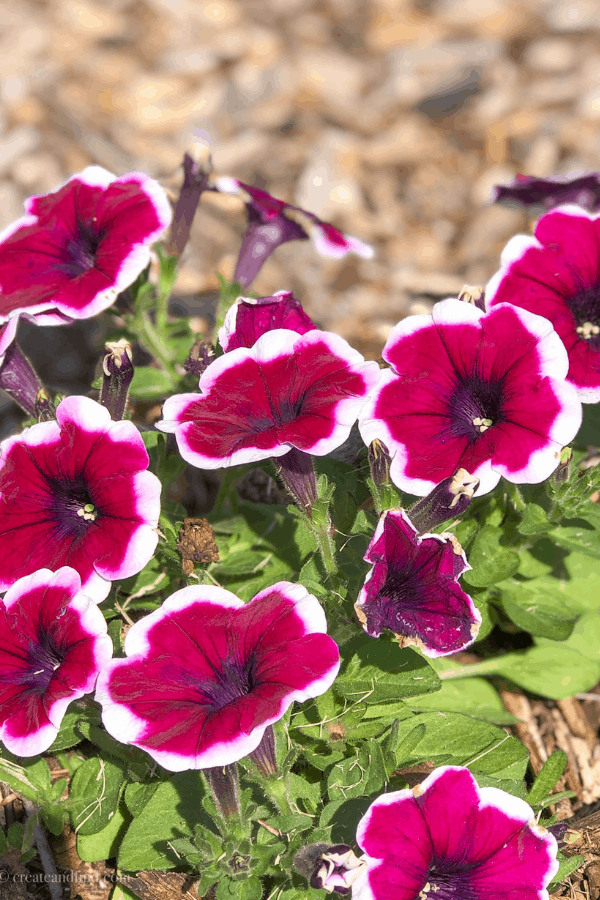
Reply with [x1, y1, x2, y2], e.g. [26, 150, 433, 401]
[458, 206, 525, 265]
[0, 182, 25, 230]
[298, 48, 368, 109]
[11, 152, 64, 192]
[363, 115, 446, 166]
[524, 37, 577, 72]
[390, 40, 501, 105]
[522, 136, 560, 177]
[212, 129, 271, 172]
[161, 48, 218, 75]
[0, 127, 40, 176]
[544, 0, 600, 31]
[472, 164, 516, 206]
[295, 129, 364, 220]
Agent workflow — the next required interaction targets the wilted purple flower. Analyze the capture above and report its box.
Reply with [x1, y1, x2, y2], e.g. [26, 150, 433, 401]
[408, 468, 480, 533]
[214, 178, 373, 288]
[0, 166, 171, 325]
[158, 328, 381, 469]
[218, 290, 316, 352]
[0, 567, 112, 757]
[359, 299, 582, 496]
[355, 509, 480, 657]
[494, 172, 600, 213]
[95, 582, 340, 772]
[0, 395, 161, 602]
[0, 314, 45, 416]
[294, 843, 367, 895]
[353, 766, 559, 900]
[487, 205, 600, 403]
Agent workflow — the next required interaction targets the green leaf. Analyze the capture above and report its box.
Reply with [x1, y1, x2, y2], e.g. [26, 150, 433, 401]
[216, 876, 263, 900]
[408, 659, 514, 725]
[118, 771, 210, 871]
[129, 366, 175, 401]
[0, 753, 51, 803]
[518, 503, 552, 536]
[550, 518, 600, 557]
[68, 758, 125, 836]
[527, 750, 568, 806]
[550, 853, 585, 885]
[40, 804, 67, 836]
[77, 801, 130, 862]
[336, 641, 440, 704]
[501, 583, 578, 640]
[462, 526, 520, 587]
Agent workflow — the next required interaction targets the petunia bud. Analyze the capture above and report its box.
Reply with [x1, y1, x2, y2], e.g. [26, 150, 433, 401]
[183, 337, 216, 377]
[34, 389, 56, 422]
[203, 763, 240, 819]
[0, 340, 45, 417]
[458, 284, 485, 311]
[294, 843, 366, 895]
[408, 468, 480, 533]
[168, 138, 212, 258]
[99, 339, 134, 420]
[368, 439, 391, 487]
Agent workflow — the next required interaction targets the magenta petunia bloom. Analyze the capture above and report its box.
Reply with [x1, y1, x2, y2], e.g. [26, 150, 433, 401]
[218, 290, 316, 352]
[353, 766, 559, 900]
[95, 581, 340, 772]
[494, 172, 600, 213]
[358, 299, 582, 496]
[158, 328, 381, 469]
[0, 395, 161, 602]
[214, 178, 373, 288]
[0, 166, 171, 325]
[487, 205, 600, 402]
[0, 567, 112, 757]
[355, 510, 480, 657]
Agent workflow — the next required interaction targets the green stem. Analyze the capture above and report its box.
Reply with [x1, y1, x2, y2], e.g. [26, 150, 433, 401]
[314, 520, 338, 577]
[504, 480, 526, 514]
[438, 657, 504, 680]
[212, 469, 241, 518]
[264, 777, 293, 816]
[134, 312, 179, 384]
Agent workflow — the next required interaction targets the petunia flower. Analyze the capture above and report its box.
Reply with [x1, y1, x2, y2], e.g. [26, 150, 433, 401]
[218, 290, 316, 352]
[487, 204, 600, 402]
[353, 766, 559, 900]
[95, 581, 340, 772]
[358, 299, 582, 496]
[294, 843, 367, 895]
[213, 178, 373, 288]
[0, 166, 172, 325]
[0, 395, 161, 602]
[0, 314, 45, 416]
[0, 567, 112, 757]
[158, 328, 381, 469]
[494, 172, 600, 213]
[354, 509, 480, 657]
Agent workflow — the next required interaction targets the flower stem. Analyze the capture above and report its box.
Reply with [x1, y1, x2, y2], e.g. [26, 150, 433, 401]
[134, 311, 179, 385]
[438, 657, 504, 680]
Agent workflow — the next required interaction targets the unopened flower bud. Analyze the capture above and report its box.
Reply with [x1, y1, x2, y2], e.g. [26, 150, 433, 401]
[168, 138, 212, 258]
[35, 389, 56, 421]
[0, 340, 45, 417]
[294, 844, 366, 895]
[99, 340, 134, 421]
[184, 337, 216, 377]
[553, 446, 572, 483]
[458, 285, 485, 311]
[409, 468, 480, 533]
[368, 439, 391, 487]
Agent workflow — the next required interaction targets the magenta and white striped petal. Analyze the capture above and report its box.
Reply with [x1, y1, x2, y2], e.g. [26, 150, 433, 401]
[0, 567, 112, 756]
[0, 395, 161, 600]
[354, 766, 559, 900]
[359, 299, 582, 496]
[0, 166, 171, 325]
[159, 328, 381, 469]
[95, 581, 340, 772]
[487, 204, 600, 403]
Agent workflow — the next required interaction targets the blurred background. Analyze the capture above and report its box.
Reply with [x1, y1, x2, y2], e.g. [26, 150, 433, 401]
[2, 0, 600, 431]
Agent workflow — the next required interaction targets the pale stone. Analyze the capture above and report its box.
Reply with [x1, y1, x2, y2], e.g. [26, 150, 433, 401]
[0, 127, 41, 176]
[524, 37, 577, 72]
[0, 182, 25, 230]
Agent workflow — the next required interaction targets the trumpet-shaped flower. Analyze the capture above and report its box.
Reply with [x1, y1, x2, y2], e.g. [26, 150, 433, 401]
[218, 291, 316, 352]
[353, 766, 559, 900]
[359, 300, 582, 496]
[487, 205, 600, 402]
[0, 567, 112, 756]
[95, 581, 340, 772]
[0, 166, 171, 325]
[0, 395, 161, 601]
[355, 510, 480, 657]
[158, 328, 381, 469]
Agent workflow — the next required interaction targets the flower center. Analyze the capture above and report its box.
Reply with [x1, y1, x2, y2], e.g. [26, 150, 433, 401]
[5, 632, 65, 694]
[171, 652, 258, 711]
[568, 285, 600, 342]
[61, 217, 104, 278]
[422, 866, 477, 900]
[448, 376, 504, 441]
[48, 475, 100, 540]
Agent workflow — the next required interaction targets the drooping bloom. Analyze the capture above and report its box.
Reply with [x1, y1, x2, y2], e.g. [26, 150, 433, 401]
[487, 205, 600, 402]
[0, 313, 45, 416]
[408, 468, 480, 533]
[294, 843, 367, 895]
[355, 509, 480, 657]
[494, 172, 600, 213]
[353, 766, 559, 900]
[158, 328, 381, 469]
[0, 395, 161, 602]
[95, 581, 340, 772]
[218, 290, 316, 352]
[0, 166, 172, 325]
[213, 178, 373, 288]
[0, 567, 112, 757]
[358, 299, 582, 496]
